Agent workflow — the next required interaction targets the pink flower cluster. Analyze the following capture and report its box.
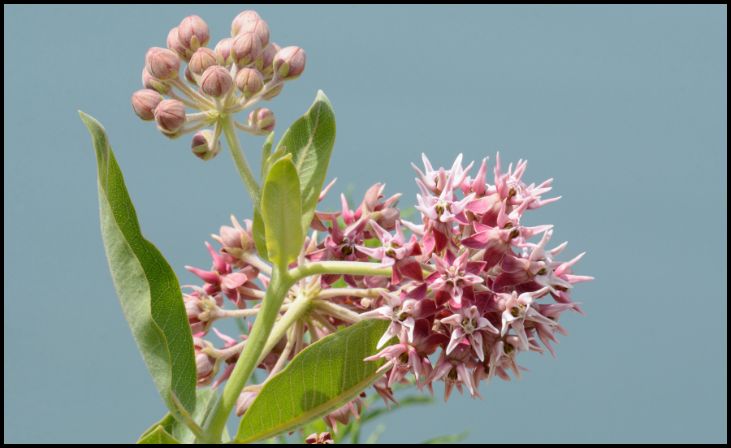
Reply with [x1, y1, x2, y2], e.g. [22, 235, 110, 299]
[184, 153, 591, 425]
[130, 10, 306, 160]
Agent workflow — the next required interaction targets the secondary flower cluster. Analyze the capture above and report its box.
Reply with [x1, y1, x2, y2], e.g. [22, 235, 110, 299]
[184, 153, 592, 428]
[131, 11, 305, 159]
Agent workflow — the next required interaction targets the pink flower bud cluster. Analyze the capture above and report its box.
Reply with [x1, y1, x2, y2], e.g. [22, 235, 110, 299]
[184, 153, 591, 427]
[130, 10, 306, 159]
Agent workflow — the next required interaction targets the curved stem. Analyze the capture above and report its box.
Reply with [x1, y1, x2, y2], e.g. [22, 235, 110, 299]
[170, 79, 214, 109]
[314, 300, 362, 323]
[200, 267, 294, 442]
[230, 79, 283, 113]
[169, 90, 202, 109]
[258, 291, 312, 362]
[178, 120, 210, 135]
[170, 392, 205, 439]
[234, 120, 268, 135]
[221, 116, 261, 203]
[240, 253, 272, 275]
[266, 325, 296, 377]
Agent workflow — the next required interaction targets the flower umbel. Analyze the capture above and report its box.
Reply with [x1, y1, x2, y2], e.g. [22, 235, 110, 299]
[184, 151, 592, 426]
[132, 11, 306, 159]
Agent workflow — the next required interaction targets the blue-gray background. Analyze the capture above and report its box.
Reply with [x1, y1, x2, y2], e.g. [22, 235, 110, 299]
[4, 5, 727, 444]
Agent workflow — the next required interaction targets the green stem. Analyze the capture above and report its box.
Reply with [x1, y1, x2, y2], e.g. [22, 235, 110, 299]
[315, 287, 386, 300]
[290, 261, 392, 281]
[170, 393, 205, 440]
[170, 79, 214, 109]
[198, 261, 392, 442]
[258, 292, 313, 363]
[313, 300, 362, 323]
[200, 267, 293, 442]
[221, 116, 260, 204]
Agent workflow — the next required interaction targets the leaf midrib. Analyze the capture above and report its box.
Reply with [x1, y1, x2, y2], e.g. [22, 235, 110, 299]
[236, 371, 384, 443]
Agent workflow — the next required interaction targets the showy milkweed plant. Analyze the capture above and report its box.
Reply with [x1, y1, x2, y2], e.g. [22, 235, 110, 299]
[80, 9, 592, 444]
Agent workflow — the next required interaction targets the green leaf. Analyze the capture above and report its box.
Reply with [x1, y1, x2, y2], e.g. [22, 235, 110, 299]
[276, 90, 336, 235]
[137, 426, 180, 444]
[235, 319, 390, 443]
[138, 388, 219, 444]
[80, 112, 196, 414]
[252, 207, 269, 261]
[138, 414, 177, 441]
[260, 155, 303, 269]
[422, 431, 470, 444]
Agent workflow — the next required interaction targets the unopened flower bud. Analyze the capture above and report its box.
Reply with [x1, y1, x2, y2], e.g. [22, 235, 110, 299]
[221, 234, 252, 261]
[131, 89, 163, 121]
[232, 11, 259, 35]
[235, 388, 260, 416]
[191, 129, 220, 161]
[167, 26, 191, 60]
[199, 66, 233, 98]
[212, 216, 254, 260]
[260, 43, 280, 77]
[185, 296, 201, 321]
[231, 10, 270, 46]
[142, 68, 170, 94]
[184, 294, 208, 333]
[189, 47, 219, 75]
[235, 68, 263, 97]
[214, 38, 234, 66]
[145, 47, 180, 81]
[376, 207, 401, 229]
[273, 46, 306, 80]
[248, 108, 275, 132]
[178, 15, 210, 52]
[232, 32, 263, 68]
[219, 225, 244, 249]
[195, 352, 215, 383]
[154, 99, 186, 134]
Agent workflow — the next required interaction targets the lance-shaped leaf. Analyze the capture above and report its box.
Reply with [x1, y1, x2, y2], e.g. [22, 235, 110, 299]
[276, 90, 336, 235]
[254, 132, 285, 263]
[260, 155, 303, 269]
[80, 112, 196, 414]
[235, 319, 390, 443]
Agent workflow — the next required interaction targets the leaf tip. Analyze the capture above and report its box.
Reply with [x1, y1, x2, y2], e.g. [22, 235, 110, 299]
[315, 89, 332, 106]
[78, 110, 106, 134]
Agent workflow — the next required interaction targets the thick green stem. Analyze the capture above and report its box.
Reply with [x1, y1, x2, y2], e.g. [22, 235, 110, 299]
[200, 268, 293, 442]
[221, 116, 260, 203]
[259, 292, 313, 363]
[198, 261, 392, 442]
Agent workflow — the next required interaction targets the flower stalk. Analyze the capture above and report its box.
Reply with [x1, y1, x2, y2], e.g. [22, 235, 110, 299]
[221, 115, 260, 203]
